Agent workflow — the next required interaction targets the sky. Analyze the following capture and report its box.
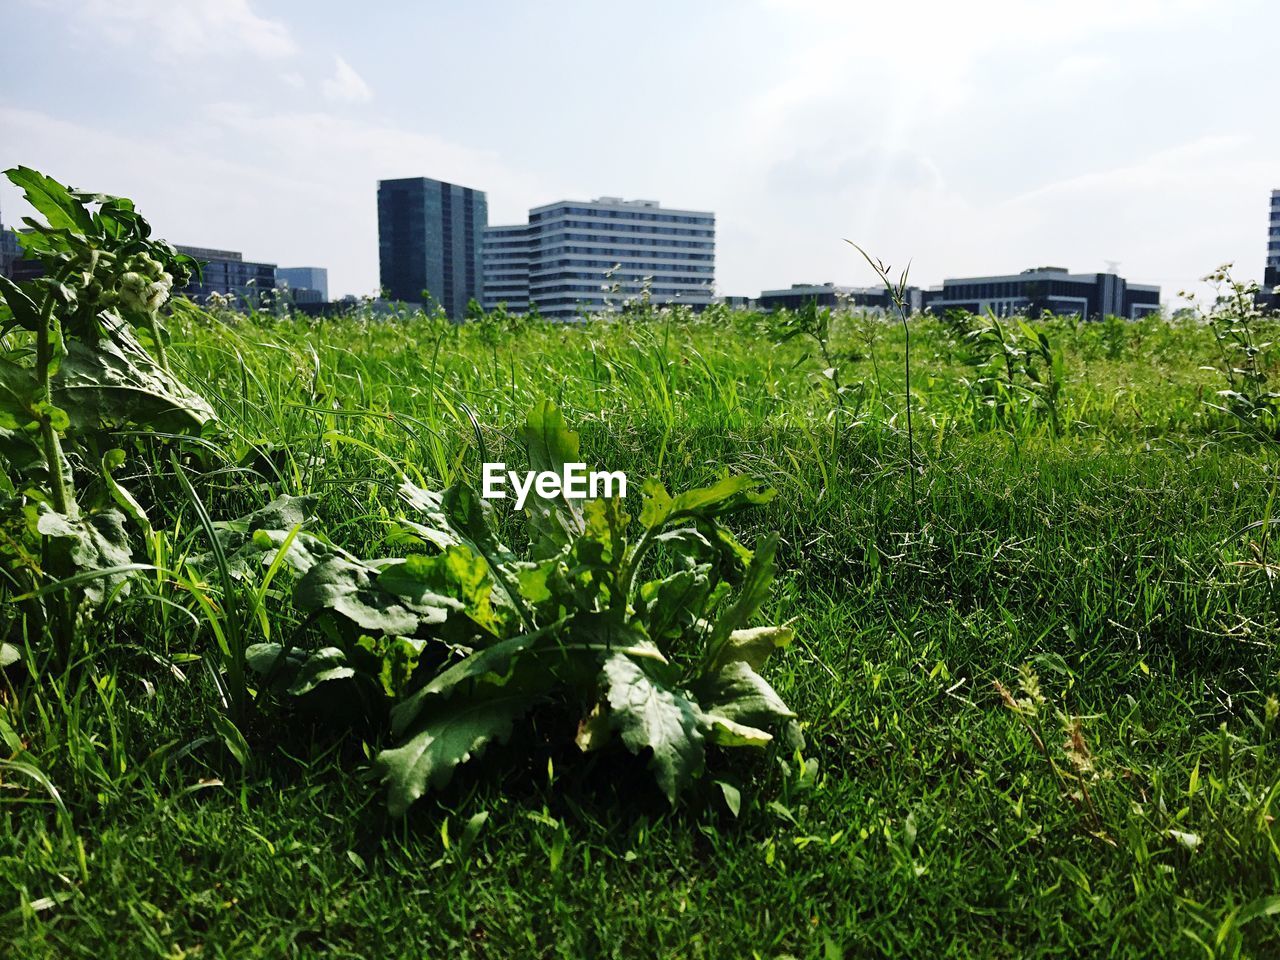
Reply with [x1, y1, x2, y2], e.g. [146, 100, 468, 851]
[1, 0, 1277, 303]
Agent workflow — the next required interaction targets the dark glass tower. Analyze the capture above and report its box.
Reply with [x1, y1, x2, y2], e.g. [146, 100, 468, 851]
[377, 177, 487, 319]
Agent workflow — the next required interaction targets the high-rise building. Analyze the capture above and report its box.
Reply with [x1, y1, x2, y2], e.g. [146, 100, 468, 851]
[377, 177, 487, 319]
[480, 224, 532, 312]
[277, 266, 329, 303]
[922, 266, 1159, 319]
[175, 245, 277, 306]
[1268, 189, 1280, 272]
[1260, 190, 1280, 311]
[483, 197, 715, 320]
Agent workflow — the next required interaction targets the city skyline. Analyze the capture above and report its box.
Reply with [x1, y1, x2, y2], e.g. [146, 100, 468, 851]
[1, 1, 1278, 302]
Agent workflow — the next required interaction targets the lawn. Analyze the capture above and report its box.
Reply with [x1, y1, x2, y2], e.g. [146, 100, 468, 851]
[4, 286, 1280, 957]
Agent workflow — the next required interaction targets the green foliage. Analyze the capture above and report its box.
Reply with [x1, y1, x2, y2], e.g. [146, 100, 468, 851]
[961, 313, 1065, 437]
[8, 169, 1280, 956]
[229, 399, 794, 814]
[0, 168, 212, 657]
[1194, 264, 1280, 431]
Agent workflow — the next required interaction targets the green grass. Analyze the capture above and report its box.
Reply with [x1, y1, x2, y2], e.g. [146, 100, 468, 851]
[4, 304, 1280, 957]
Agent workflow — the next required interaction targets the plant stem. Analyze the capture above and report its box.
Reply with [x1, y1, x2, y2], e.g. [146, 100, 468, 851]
[36, 282, 75, 517]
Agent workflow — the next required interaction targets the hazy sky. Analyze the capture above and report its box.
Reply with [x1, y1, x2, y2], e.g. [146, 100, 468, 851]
[2, 0, 1276, 301]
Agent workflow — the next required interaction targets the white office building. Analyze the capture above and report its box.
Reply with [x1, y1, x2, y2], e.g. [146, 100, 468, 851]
[483, 197, 715, 319]
[481, 224, 533, 311]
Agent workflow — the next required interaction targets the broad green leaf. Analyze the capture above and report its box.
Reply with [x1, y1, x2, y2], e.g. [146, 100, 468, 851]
[390, 629, 550, 736]
[707, 625, 794, 673]
[397, 480, 460, 552]
[697, 660, 795, 729]
[716, 780, 742, 817]
[638, 567, 711, 647]
[702, 533, 778, 668]
[667, 475, 774, 520]
[5, 166, 94, 234]
[188, 494, 355, 581]
[521, 400, 585, 549]
[295, 556, 446, 636]
[32, 504, 133, 603]
[703, 712, 773, 748]
[53, 315, 214, 433]
[0, 276, 41, 333]
[377, 544, 500, 637]
[377, 690, 536, 816]
[101, 449, 152, 535]
[436, 480, 519, 573]
[0, 357, 38, 430]
[602, 652, 706, 805]
[638, 477, 674, 529]
[286, 647, 356, 696]
[579, 496, 628, 567]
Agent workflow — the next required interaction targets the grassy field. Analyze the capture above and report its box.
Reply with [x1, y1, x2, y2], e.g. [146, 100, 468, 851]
[4, 297, 1280, 958]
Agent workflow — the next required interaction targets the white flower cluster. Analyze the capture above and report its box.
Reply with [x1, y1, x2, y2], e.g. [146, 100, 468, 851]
[116, 253, 174, 314]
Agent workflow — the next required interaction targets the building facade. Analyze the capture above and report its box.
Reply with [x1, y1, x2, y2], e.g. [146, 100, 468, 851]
[922, 267, 1159, 320]
[377, 177, 487, 319]
[1260, 190, 1280, 311]
[277, 266, 329, 303]
[175, 245, 277, 306]
[0, 227, 22, 279]
[1269, 189, 1280, 272]
[480, 224, 532, 311]
[758, 282, 922, 313]
[483, 197, 715, 320]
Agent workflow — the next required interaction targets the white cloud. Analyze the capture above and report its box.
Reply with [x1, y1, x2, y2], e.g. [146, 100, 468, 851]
[62, 0, 296, 61]
[0, 104, 557, 298]
[322, 57, 373, 104]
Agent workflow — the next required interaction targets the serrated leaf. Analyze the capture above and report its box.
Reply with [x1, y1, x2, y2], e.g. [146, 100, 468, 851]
[602, 652, 706, 805]
[53, 315, 214, 433]
[377, 544, 499, 637]
[377, 690, 536, 816]
[5, 166, 94, 234]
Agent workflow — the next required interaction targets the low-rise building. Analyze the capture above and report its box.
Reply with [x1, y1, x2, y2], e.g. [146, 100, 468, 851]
[757, 282, 921, 313]
[176, 245, 277, 306]
[921, 267, 1159, 319]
